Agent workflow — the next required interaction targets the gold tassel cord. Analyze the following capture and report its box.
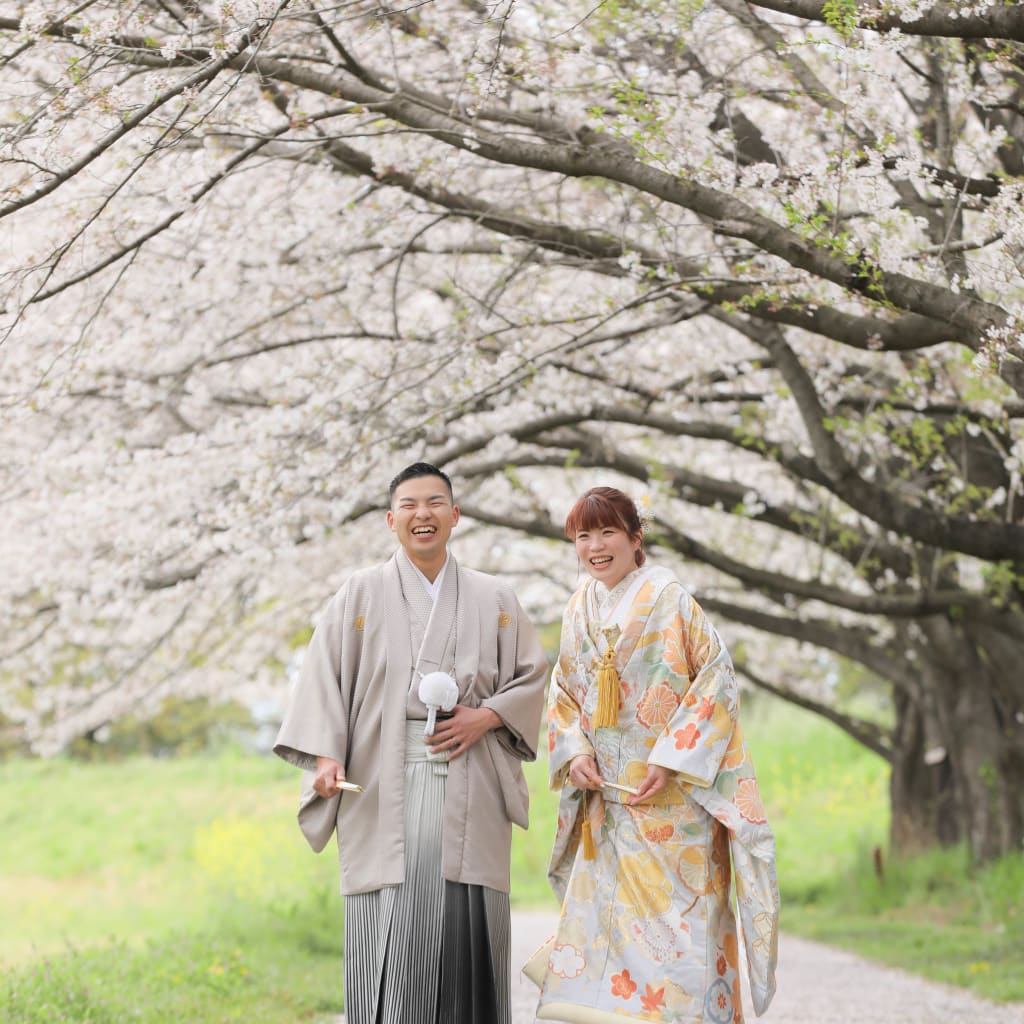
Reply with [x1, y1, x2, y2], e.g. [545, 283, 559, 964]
[581, 793, 597, 861]
[591, 640, 621, 728]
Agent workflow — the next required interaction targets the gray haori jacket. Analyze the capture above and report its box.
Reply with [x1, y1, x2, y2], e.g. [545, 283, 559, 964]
[273, 551, 548, 895]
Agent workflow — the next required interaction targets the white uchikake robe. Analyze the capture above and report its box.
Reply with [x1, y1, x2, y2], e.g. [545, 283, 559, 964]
[531, 565, 778, 1024]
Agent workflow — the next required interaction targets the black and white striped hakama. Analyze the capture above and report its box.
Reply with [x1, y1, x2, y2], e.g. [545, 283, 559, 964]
[342, 721, 512, 1024]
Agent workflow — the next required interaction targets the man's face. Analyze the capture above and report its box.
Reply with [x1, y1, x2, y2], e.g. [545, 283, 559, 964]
[387, 475, 459, 567]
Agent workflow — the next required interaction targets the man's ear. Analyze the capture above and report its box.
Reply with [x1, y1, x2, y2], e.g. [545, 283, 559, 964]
[386, 509, 396, 532]
[451, 505, 460, 527]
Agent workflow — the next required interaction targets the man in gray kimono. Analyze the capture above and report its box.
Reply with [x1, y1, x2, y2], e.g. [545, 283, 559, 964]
[274, 462, 548, 1024]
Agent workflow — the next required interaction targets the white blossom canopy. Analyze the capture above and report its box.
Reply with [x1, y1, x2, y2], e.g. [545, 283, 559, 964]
[1, 1, 1022, 766]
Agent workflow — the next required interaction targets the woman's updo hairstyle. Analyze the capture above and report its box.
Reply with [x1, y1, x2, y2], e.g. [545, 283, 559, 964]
[564, 486, 646, 567]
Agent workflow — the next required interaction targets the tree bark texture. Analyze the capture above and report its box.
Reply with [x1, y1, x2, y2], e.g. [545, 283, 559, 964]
[889, 619, 1024, 861]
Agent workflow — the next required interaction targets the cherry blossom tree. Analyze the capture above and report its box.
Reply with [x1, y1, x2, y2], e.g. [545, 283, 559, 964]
[1, 0, 1022, 860]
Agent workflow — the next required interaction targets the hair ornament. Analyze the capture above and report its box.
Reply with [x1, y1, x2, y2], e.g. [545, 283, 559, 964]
[636, 493, 655, 531]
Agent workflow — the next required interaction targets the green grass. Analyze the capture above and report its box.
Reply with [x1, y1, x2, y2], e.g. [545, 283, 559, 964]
[4, 898, 344, 1023]
[2, 698, 1022, 1020]
[741, 695, 1024, 1003]
[0, 752, 345, 1022]
[0, 752, 338, 966]
[782, 840, 1024, 1002]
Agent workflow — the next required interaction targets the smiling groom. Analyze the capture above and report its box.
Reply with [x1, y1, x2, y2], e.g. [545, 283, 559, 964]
[274, 462, 548, 1024]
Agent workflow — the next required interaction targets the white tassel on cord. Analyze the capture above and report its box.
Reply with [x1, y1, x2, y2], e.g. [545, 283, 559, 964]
[419, 671, 459, 735]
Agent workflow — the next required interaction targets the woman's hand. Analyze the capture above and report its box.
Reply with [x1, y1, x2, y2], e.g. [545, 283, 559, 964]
[568, 754, 603, 790]
[628, 764, 672, 805]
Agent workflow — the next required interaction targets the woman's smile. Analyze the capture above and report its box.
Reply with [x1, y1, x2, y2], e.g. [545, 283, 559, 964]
[575, 527, 640, 589]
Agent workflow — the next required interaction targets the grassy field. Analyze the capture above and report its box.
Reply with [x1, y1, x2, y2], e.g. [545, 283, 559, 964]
[743, 696, 1024, 1003]
[2, 697, 1022, 1020]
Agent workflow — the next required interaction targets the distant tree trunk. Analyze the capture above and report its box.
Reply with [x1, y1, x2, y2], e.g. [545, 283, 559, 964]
[889, 685, 959, 852]
[889, 618, 1024, 862]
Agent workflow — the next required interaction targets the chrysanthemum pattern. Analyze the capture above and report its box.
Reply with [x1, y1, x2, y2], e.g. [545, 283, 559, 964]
[543, 566, 779, 1024]
[635, 680, 681, 730]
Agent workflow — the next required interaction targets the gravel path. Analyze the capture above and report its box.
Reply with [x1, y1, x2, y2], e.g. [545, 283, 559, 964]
[332, 909, 1023, 1023]
[509, 909, 1024, 1024]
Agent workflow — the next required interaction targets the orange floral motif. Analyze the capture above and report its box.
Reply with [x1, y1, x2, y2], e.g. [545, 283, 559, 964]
[636, 681, 681, 730]
[696, 696, 715, 721]
[720, 737, 745, 770]
[673, 723, 700, 750]
[640, 984, 666, 1012]
[661, 619, 689, 677]
[610, 969, 637, 999]
[723, 933, 739, 970]
[716, 989, 729, 1011]
[688, 632, 711, 678]
[716, 953, 727, 976]
[735, 777, 767, 824]
[643, 822, 674, 843]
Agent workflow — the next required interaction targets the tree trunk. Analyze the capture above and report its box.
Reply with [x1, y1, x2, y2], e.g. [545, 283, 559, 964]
[889, 684, 959, 852]
[888, 617, 1024, 862]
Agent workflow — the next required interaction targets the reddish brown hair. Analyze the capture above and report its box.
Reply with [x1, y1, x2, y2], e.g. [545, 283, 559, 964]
[564, 486, 646, 566]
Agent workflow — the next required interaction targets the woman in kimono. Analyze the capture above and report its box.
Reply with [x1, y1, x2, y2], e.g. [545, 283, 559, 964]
[531, 487, 779, 1024]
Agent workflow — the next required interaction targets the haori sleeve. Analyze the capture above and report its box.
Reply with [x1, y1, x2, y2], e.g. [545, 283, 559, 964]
[648, 589, 739, 786]
[273, 587, 352, 772]
[482, 590, 549, 760]
[547, 605, 596, 790]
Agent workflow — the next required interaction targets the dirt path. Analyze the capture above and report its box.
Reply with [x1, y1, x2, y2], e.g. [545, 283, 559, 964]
[331, 909, 1023, 1022]
[509, 909, 1024, 1024]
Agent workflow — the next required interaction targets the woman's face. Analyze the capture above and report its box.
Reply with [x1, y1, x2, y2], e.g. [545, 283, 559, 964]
[574, 525, 641, 589]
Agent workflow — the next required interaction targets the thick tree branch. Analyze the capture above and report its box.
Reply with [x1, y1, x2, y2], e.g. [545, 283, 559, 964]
[317, 139, 965, 356]
[2, 23, 1006, 347]
[740, 1, 1024, 43]
[455, 441, 910, 581]
[721, 317, 1024, 562]
[734, 655, 893, 760]
[696, 595, 918, 690]
[462, 498, 991, 620]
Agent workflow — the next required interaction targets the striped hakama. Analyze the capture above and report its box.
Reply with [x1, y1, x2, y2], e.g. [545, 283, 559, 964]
[343, 721, 512, 1024]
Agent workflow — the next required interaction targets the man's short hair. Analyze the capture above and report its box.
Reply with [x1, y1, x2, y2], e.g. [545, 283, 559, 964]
[388, 462, 455, 506]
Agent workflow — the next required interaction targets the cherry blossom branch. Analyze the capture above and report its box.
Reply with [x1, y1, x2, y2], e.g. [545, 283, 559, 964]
[733, 654, 893, 760]
[2, 20, 1004, 347]
[739, 1, 1024, 43]
[697, 595, 916, 690]
[0, 26, 265, 219]
[734, 319, 1024, 562]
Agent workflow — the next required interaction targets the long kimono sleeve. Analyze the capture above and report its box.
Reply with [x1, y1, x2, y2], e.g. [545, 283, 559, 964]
[649, 591, 739, 786]
[547, 600, 596, 790]
[480, 589, 548, 761]
[273, 587, 352, 772]
[649, 590, 779, 1014]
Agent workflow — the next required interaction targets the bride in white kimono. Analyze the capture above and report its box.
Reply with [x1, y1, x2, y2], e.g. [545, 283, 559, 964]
[529, 487, 779, 1024]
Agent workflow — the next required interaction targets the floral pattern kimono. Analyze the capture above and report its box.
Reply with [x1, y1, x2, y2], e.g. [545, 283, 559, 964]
[534, 565, 778, 1024]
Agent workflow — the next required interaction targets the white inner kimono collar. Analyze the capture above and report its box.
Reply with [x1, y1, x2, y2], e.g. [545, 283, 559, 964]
[592, 565, 652, 627]
[407, 550, 450, 603]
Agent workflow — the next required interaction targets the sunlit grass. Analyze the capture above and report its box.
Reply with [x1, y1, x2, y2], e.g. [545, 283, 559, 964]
[1, 752, 344, 1022]
[2, 696, 1022, 1019]
[0, 752, 331, 968]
